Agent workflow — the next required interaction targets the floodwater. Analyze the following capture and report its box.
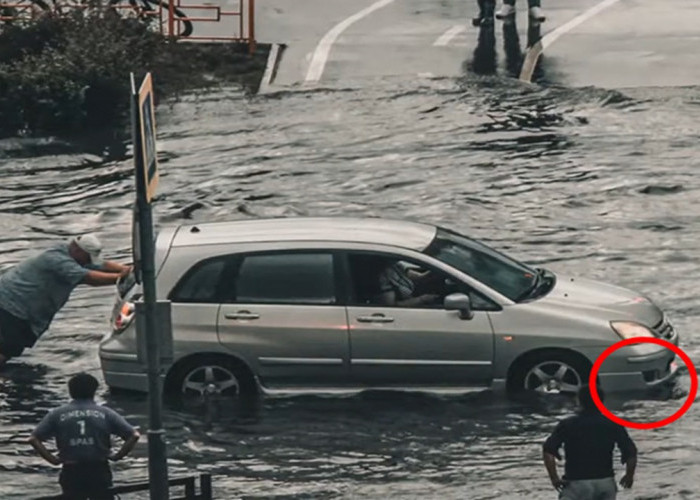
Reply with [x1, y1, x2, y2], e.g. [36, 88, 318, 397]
[2, 65, 700, 499]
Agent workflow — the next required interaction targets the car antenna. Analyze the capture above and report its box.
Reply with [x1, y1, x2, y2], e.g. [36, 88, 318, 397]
[190, 226, 200, 233]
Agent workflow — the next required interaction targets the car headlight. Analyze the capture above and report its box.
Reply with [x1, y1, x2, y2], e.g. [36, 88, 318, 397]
[610, 321, 655, 339]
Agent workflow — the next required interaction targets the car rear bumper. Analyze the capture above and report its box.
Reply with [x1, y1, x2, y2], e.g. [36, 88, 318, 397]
[100, 346, 149, 393]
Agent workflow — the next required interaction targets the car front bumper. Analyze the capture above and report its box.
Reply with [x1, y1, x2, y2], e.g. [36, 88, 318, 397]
[597, 356, 680, 392]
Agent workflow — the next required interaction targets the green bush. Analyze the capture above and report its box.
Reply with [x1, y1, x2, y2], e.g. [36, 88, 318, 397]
[0, 9, 268, 138]
[0, 10, 165, 136]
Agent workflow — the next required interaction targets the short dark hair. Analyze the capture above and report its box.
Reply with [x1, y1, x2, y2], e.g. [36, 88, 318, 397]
[578, 384, 604, 412]
[68, 373, 99, 400]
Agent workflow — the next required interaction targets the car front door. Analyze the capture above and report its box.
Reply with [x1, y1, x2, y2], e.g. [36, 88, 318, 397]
[217, 251, 350, 389]
[344, 252, 495, 387]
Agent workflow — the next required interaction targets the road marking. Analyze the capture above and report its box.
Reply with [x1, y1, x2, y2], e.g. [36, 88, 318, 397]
[305, 0, 397, 84]
[258, 43, 283, 94]
[433, 25, 466, 47]
[520, 0, 623, 82]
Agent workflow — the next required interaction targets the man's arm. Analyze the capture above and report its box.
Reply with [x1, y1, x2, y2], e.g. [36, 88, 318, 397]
[82, 270, 122, 286]
[109, 430, 140, 462]
[617, 427, 638, 489]
[542, 421, 567, 491]
[543, 451, 565, 491]
[29, 411, 60, 465]
[99, 261, 131, 275]
[28, 436, 61, 466]
[107, 408, 140, 461]
[620, 455, 637, 489]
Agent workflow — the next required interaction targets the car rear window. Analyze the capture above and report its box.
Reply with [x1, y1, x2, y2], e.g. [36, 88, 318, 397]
[234, 253, 335, 305]
[170, 258, 227, 303]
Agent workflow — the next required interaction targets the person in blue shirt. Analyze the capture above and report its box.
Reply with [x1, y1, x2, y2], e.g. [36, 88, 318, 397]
[543, 385, 637, 499]
[29, 372, 140, 500]
[0, 234, 131, 368]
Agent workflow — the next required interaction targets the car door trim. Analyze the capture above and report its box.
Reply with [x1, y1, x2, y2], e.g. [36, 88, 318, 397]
[351, 359, 492, 366]
[259, 357, 344, 366]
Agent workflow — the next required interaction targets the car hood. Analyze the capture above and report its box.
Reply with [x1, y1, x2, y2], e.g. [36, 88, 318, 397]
[538, 275, 663, 327]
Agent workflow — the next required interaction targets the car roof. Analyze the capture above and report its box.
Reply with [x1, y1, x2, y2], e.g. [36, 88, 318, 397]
[170, 217, 437, 251]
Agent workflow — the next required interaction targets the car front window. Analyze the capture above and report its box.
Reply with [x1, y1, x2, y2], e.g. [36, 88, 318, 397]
[425, 229, 537, 302]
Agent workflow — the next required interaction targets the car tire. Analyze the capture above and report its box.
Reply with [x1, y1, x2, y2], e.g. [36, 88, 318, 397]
[166, 355, 258, 400]
[508, 351, 591, 395]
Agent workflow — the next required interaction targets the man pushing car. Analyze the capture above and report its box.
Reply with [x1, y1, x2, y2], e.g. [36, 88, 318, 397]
[0, 234, 131, 368]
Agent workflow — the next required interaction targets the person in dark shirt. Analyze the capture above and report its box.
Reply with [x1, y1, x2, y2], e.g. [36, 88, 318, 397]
[29, 373, 140, 500]
[543, 385, 637, 499]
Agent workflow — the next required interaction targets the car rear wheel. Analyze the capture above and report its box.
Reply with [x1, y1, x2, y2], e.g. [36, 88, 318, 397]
[509, 352, 591, 395]
[167, 355, 257, 400]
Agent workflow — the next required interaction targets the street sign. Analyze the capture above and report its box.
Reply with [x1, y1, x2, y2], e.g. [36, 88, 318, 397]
[138, 72, 159, 203]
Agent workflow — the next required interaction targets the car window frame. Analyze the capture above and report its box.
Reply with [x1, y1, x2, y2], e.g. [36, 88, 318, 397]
[167, 255, 232, 304]
[338, 250, 501, 311]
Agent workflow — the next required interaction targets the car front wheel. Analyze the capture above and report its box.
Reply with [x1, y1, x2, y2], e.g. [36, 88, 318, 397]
[509, 352, 591, 395]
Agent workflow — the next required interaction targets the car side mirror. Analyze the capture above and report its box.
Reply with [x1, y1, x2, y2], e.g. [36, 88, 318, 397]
[444, 293, 474, 320]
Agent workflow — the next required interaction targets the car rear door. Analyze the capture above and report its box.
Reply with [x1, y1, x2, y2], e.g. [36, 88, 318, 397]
[217, 251, 351, 388]
[343, 252, 495, 387]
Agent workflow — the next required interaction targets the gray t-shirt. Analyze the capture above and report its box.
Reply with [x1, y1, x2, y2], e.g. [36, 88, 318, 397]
[0, 244, 89, 337]
[32, 399, 136, 463]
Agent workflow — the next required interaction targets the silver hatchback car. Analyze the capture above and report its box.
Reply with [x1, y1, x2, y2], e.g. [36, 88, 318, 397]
[99, 217, 679, 399]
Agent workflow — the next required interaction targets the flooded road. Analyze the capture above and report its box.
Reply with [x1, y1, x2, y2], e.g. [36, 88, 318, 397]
[1, 73, 700, 498]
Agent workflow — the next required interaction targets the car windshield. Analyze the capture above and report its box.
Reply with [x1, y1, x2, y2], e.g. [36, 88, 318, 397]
[424, 228, 537, 302]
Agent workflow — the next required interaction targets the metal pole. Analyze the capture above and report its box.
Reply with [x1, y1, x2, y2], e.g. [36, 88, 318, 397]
[131, 74, 170, 500]
[201, 474, 213, 500]
[168, 0, 175, 38]
[248, 0, 256, 54]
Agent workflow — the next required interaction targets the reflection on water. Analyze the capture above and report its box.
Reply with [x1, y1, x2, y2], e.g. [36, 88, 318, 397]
[468, 14, 543, 81]
[1, 68, 700, 498]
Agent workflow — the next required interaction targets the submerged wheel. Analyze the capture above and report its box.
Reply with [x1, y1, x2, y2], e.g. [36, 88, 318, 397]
[167, 355, 257, 399]
[509, 352, 591, 395]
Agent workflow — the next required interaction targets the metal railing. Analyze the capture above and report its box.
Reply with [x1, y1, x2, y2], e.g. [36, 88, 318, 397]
[34, 473, 213, 500]
[0, 0, 256, 53]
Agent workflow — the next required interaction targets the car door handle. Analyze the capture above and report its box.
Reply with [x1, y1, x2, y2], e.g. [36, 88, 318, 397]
[225, 311, 260, 320]
[357, 314, 395, 324]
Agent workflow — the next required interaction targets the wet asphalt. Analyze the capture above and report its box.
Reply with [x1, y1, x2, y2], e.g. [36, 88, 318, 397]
[2, 0, 700, 498]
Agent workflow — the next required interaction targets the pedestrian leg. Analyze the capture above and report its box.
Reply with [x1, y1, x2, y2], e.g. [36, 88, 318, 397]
[496, 0, 516, 20]
[528, 0, 545, 22]
[473, 0, 496, 26]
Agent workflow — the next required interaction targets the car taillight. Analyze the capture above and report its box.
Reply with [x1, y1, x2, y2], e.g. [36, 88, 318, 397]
[114, 302, 135, 333]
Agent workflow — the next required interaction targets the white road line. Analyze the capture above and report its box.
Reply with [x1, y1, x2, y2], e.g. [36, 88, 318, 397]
[433, 25, 466, 47]
[258, 43, 282, 94]
[305, 0, 397, 84]
[520, 0, 623, 82]
[542, 0, 622, 49]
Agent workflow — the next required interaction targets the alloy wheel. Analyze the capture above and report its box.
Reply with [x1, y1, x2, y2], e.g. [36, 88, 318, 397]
[524, 360, 582, 394]
[181, 365, 240, 397]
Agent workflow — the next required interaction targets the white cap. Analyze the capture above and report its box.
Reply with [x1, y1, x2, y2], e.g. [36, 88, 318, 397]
[72, 234, 103, 266]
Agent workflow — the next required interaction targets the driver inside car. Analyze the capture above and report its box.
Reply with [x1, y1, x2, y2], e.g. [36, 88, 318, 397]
[375, 260, 442, 307]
